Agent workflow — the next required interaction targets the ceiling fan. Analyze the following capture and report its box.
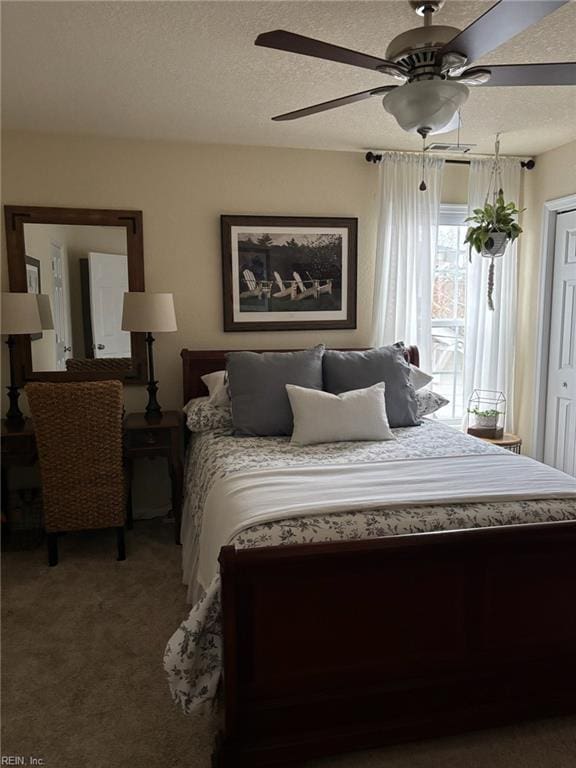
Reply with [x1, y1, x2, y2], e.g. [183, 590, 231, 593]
[255, 0, 576, 137]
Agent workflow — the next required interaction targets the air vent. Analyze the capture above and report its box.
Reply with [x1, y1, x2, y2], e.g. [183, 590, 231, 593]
[427, 142, 476, 153]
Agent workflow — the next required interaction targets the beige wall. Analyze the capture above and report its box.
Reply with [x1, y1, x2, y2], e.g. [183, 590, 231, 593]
[2, 131, 381, 413]
[515, 139, 576, 456]
[13, 132, 554, 441]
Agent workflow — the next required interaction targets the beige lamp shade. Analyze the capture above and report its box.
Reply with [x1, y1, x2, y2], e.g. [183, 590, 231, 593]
[1, 292, 42, 335]
[36, 294, 55, 330]
[121, 292, 177, 333]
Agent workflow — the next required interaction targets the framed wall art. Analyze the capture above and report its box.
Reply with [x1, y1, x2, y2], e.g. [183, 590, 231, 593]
[221, 215, 357, 332]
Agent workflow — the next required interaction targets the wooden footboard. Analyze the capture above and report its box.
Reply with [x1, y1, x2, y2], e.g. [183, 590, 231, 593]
[215, 521, 576, 767]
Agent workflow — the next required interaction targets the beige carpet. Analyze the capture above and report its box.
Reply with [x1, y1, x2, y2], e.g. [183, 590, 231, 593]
[2, 520, 576, 768]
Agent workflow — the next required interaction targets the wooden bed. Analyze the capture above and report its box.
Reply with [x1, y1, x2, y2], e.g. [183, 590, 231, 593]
[181, 347, 576, 768]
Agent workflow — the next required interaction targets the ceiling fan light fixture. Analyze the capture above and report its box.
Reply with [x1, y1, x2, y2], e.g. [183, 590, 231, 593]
[382, 79, 469, 134]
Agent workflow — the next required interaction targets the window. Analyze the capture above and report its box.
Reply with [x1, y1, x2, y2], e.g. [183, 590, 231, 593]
[431, 204, 468, 423]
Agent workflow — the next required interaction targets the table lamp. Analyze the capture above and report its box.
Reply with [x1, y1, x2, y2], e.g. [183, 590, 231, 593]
[1, 292, 49, 427]
[121, 292, 177, 418]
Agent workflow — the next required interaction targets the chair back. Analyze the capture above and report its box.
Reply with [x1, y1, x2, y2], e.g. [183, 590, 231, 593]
[65, 358, 131, 372]
[26, 380, 125, 532]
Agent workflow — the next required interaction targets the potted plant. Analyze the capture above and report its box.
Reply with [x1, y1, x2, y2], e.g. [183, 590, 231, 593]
[467, 407, 501, 431]
[464, 191, 523, 258]
[464, 191, 524, 310]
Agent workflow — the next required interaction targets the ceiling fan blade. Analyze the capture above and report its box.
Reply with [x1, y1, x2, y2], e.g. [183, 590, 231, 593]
[475, 62, 576, 86]
[271, 86, 396, 121]
[440, 0, 569, 65]
[256, 30, 406, 75]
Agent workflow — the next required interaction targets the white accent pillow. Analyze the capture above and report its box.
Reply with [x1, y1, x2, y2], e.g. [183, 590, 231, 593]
[201, 370, 230, 407]
[410, 364, 434, 391]
[286, 382, 395, 446]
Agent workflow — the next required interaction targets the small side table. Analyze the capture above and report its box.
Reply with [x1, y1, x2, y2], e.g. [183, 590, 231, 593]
[1, 419, 38, 543]
[479, 432, 522, 454]
[124, 411, 184, 544]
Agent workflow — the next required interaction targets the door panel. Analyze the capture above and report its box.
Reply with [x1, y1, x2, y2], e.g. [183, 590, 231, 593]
[544, 210, 576, 475]
[88, 252, 131, 358]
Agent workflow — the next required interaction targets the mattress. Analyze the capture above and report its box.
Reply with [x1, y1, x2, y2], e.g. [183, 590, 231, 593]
[165, 419, 576, 714]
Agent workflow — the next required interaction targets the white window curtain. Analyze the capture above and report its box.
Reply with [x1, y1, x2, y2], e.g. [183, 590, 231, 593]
[463, 157, 521, 431]
[372, 152, 445, 372]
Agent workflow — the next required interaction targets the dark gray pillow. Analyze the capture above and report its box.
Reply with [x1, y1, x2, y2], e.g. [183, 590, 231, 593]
[322, 345, 419, 427]
[227, 346, 325, 436]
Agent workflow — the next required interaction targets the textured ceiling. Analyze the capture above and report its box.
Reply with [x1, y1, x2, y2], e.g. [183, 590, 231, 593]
[2, 1, 576, 156]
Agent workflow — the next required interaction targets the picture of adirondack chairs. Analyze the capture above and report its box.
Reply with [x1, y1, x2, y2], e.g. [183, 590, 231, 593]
[239, 269, 271, 300]
[223, 217, 357, 330]
[241, 263, 336, 307]
[272, 271, 333, 302]
[272, 271, 297, 299]
[293, 271, 333, 301]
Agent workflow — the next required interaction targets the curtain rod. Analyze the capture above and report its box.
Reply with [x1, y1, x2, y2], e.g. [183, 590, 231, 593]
[365, 151, 536, 169]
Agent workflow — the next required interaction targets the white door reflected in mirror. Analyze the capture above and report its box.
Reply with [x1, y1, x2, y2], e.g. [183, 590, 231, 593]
[88, 252, 131, 358]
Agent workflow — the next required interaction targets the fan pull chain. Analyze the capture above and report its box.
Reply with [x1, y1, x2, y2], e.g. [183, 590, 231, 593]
[419, 131, 427, 191]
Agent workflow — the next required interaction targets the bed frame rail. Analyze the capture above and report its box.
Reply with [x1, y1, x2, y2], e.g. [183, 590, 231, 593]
[216, 521, 576, 767]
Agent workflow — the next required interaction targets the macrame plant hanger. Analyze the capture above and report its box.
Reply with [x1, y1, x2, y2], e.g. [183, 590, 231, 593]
[482, 133, 505, 311]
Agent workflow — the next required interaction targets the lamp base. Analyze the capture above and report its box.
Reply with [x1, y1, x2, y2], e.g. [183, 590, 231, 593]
[144, 332, 163, 419]
[5, 384, 25, 428]
[145, 380, 162, 418]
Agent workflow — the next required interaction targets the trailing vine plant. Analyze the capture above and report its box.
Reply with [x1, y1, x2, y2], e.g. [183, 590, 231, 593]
[464, 192, 524, 310]
[463, 135, 525, 311]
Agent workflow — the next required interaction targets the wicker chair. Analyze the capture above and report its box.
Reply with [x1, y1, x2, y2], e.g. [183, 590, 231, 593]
[65, 358, 132, 373]
[26, 380, 127, 566]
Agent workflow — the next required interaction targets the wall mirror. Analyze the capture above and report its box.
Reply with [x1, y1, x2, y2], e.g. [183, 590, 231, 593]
[4, 206, 146, 384]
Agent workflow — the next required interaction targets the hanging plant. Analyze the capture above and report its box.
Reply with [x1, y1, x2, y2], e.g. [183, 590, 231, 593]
[464, 193, 523, 258]
[463, 134, 525, 311]
[464, 192, 524, 311]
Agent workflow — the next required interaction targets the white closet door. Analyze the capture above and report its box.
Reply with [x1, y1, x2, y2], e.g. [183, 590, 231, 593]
[544, 210, 576, 476]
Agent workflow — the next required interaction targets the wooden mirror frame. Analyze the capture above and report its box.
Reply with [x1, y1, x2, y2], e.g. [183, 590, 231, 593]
[4, 205, 147, 385]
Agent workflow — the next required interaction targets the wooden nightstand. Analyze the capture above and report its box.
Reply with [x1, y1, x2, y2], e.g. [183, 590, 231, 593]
[124, 411, 184, 544]
[1, 418, 36, 465]
[479, 432, 522, 454]
[1, 419, 38, 543]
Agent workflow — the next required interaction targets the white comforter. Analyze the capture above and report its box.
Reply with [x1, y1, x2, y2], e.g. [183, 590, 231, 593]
[198, 452, 576, 588]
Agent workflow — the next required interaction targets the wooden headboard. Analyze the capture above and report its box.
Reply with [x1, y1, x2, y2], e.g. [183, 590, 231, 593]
[181, 346, 420, 404]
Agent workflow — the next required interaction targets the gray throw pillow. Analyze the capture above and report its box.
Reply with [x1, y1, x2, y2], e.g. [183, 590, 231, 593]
[227, 346, 325, 436]
[322, 344, 420, 427]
